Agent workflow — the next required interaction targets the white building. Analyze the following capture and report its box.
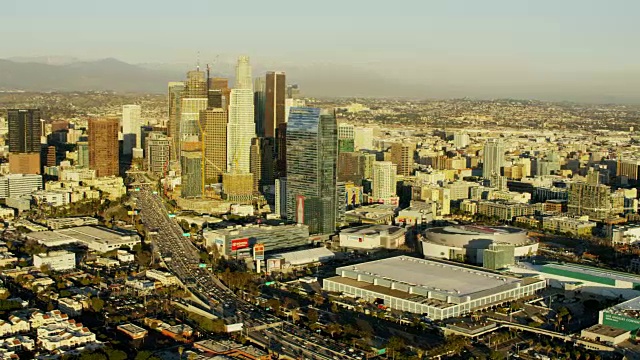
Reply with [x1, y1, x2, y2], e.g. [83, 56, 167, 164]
[483, 139, 505, 179]
[354, 127, 374, 150]
[122, 104, 142, 155]
[58, 297, 83, 317]
[145, 269, 180, 287]
[372, 161, 397, 201]
[26, 226, 141, 253]
[33, 251, 75, 271]
[338, 123, 354, 140]
[117, 250, 135, 263]
[0, 174, 43, 199]
[610, 225, 640, 245]
[339, 224, 407, 250]
[453, 132, 470, 148]
[227, 56, 255, 174]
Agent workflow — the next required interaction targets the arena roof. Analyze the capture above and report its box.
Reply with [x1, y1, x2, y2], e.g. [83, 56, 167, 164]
[428, 225, 524, 236]
[338, 256, 520, 297]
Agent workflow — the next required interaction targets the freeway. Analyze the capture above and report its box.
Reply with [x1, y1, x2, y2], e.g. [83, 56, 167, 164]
[131, 178, 359, 360]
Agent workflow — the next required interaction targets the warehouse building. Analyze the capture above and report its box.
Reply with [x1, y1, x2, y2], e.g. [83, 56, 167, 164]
[323, 256, 545, 320]
[203, 223, 310, 258]
[266, 247, 335, 273]
[26, 226, 141, 253]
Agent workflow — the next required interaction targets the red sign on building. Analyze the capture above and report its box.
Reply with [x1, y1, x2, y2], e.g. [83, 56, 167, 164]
[231, 238, 249, 251]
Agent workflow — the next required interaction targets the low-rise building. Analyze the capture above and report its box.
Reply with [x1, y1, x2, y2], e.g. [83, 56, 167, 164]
[609, 224, 640, 246]
[117, 323, 148, 339]
[116, 250, 134, 263]
[542, 216, 596, 237]
[266, 247, 335, 273]
[344, 204, 396, 225]
[339, 224, 406, 250]
[57, 298, 83, 317]
[203, 223, 310, 258]
[26, 226, 141, 253]
[581, 324, 629, 346]
[145, 269, 179, 287]
[46, 217, 99, 230]
[33, 251, 75, 271]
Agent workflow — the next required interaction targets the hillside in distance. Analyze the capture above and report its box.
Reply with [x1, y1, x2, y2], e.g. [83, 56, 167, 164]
[1, 57, 639, 103]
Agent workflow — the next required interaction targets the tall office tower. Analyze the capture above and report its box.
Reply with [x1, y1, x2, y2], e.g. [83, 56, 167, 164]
[388, 142, 416, 177]
[8, 109, 41, 153]
[453, 132, 470, 148]
[254, 77, 266, 137]
[77, 141, 89, 168]
[167, 82, 185, 161]
[286, 107, 338, 235]
[275, 178, 287, 218]
[180, 70, 208, 146]
[146, 132, 170, 176]
[372, 161, 397, 200]
[122, 105, 142, 155]
[482, 139, 505, 179]
[222, 173, 253, 203]
[200, 108, 227, 183]
[250, 137, 275, 193]
[265, 71, 286, 138]
[276, 123, 287, 177]
[88, 118, 119, 177]
[181, 147, 203, 198]
[227, 56, 255, 174]
[46, 146, 56, 167]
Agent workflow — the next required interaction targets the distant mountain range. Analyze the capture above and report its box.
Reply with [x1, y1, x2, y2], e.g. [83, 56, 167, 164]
[1, 57, 639, 103]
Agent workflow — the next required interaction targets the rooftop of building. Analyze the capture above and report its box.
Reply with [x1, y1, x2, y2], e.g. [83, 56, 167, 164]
[27, 226, 136, 245]
[117, 323, 147, 334]
[426, 225, 524, 236]
[603, 295, 640, 319]
[270, 247, 334, 265]
[542, 263, 640, 285]
[34, 250, 74, 258]
[336, 256, 521, 297]
[340, 224, 405, 236]
[582, 324, 629, 337]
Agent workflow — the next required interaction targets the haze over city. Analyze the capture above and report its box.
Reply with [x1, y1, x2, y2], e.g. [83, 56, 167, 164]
[2, 0, 640, 102]
[2, 1, 640, 360]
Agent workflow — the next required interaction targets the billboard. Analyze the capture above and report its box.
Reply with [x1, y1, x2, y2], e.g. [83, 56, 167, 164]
[253, 243, 265, 260]
[296, 195, 305, 224]
[231, 238, 249, 251]
[349, 235, 364, 243]
[267, 258, 282, 272]
[225, 323, 244, 333]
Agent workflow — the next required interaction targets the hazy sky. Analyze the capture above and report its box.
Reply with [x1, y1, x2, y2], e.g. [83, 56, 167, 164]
[2, 0, 640, 101]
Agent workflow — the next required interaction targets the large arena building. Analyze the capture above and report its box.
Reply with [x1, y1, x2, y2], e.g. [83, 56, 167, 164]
[420, 225, 538, 265]
[323, 256, 545, 320]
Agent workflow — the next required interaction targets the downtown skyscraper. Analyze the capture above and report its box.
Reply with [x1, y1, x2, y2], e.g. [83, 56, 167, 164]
[286, 107, 338, 235]
[483, 138, 505, 178]
[89, 118, 119, 177]
[227, 56, 255, 174]
[7, 109, 42, 174]
[122, 104, 142, 156]
[167, 81, 185, 161]
[265, 71, 285, 138]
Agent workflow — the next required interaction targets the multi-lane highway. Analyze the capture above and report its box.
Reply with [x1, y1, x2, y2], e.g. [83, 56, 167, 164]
[132, 178, 359, 360]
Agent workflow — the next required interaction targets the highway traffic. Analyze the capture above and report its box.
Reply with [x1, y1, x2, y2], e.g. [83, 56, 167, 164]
[131, 177, 359, 360]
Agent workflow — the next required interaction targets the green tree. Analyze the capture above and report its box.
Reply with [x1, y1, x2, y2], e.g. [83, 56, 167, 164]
[91, 297, 105, 312]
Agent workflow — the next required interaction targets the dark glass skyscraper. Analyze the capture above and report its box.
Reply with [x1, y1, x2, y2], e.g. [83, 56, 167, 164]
[286, 107, 337, 235]
[8, 109, 41, 153]
[265, 71, 285, 138]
